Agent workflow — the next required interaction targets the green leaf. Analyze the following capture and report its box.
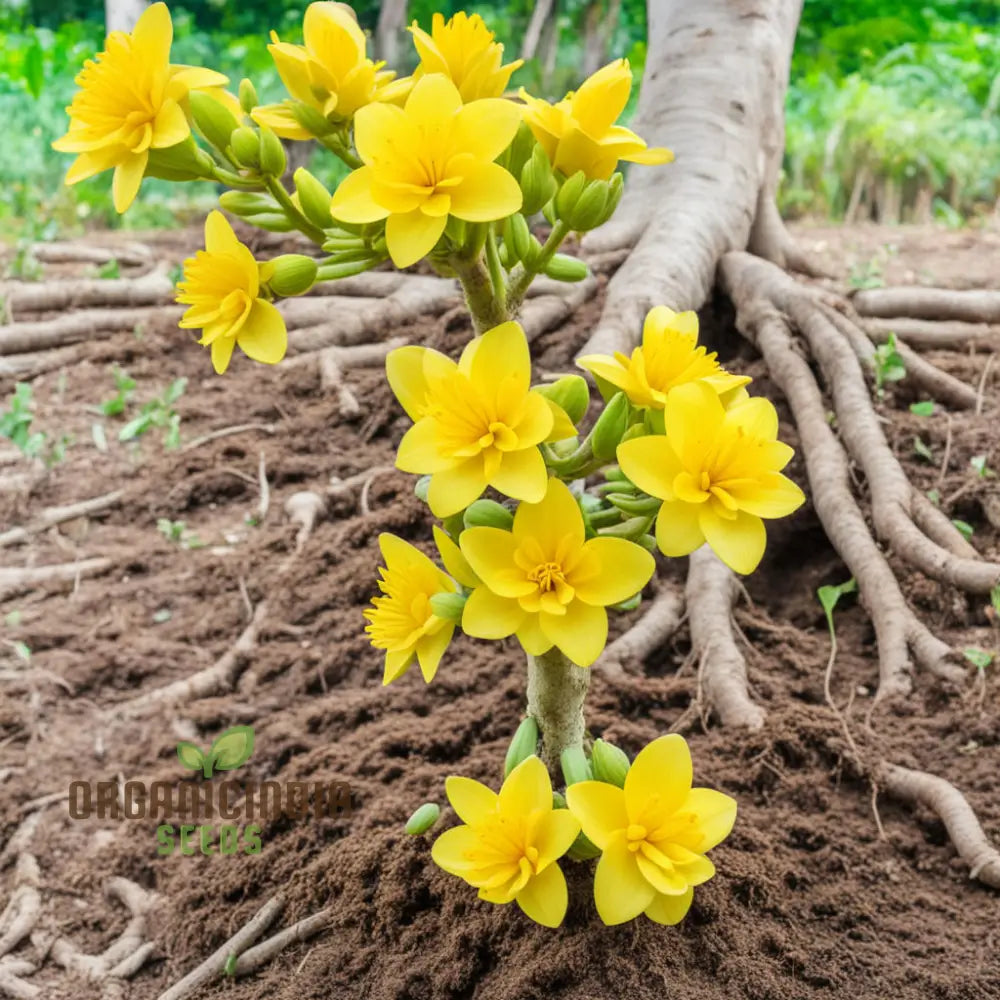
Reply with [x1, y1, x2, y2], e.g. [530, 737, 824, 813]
[913, 436, 933, 461]
[12, 641, 31, 663]
[925, 488, 941, 506]
[951, 519, 974, 541]
[991, 585, 1000, 617]
[176, 742, 205, 771]
[152, 608, 172, 624]
[209, 725, 255, 771]
[962, 648, 994, 671]
[970, 455, 992, 478]
[23, 36, 43, 100]
[817, 577, 858, 637]
[164, 378, 188, 405]
[119, 414, 153, 441]
[96, 259, 120, 280]
[909, 400, 935, 416]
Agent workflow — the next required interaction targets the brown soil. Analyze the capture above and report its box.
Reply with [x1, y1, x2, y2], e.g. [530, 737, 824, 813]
[1, 222, 998, 1000]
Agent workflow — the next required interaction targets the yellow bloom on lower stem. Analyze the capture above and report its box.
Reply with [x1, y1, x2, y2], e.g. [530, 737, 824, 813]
[617, 382, 805, 575]
[578, 306, 750, 410]
[459, 479, 655, 666]
[432, 756, 580, 927]
[566, 734, 737, 926]
[387, 321, 576, 517]
[330, 73, 523, 268]
[363, 533, 457, 685]
[176, 212, 288, 375]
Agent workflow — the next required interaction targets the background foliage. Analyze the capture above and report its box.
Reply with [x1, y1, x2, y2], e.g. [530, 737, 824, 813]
[0, 0, 997, 243]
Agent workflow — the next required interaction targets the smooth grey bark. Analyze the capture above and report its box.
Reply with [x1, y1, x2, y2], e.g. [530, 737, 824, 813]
[105, 0, 146, 33]
[582, 0, 623, 78]
[579, 0, 805, 356]
[375, 0, 409, 68]
[521, 0, 557, 61]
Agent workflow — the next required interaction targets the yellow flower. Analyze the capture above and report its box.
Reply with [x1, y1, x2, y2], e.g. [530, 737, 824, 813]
[176, 211, 288, 375]
[410, 12, 522, 101]
[459, 479, 655, 667]
[363, 533, 457, 685]
[52, 3, 227, 212]
[566, 734, 736, 926]
[617, 382, 805, 575]
[578, 306, 750, 410]
[519, 59, 672, 180]
[386, 322, 576, 517]
[330, 73, 523, 268]
[252, 2, 410, 139]
[431, 756, 580, 927]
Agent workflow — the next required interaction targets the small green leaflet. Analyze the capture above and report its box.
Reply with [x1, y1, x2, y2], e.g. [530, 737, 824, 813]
[176, 725, 255, 778]
[817, 577, 858, 637]
[913, 437, 933, 461]
[962, 648, 994, 672]
[909, 401, 935, 416]
[952, 519, 974, 542]
[991, 585, 1000, 617]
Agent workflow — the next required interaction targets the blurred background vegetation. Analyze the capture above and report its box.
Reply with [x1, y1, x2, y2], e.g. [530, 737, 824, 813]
[0, 0, 997, 244]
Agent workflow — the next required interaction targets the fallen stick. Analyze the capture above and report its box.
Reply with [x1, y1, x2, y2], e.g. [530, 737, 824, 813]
[178, 423, 276, 454]
[852, 286, 1000, 324]
[1, 271, 174, 318]
[0, 490, 123, 548]
[158, 895, 285, 1000]
[232, 908, 332, 976]
[0, 957, 39, 999]
[0, 307, 182, 355]
[0, 346, 82, 379]
[30, 241, 152, 267]
[863, 317, 1000, 352]
[596, 583, 685, 678]
[0, 558, 113, 601]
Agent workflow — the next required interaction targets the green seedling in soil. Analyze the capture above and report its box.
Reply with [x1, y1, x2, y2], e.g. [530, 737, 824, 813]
[96, 365, 136, 417]
[120, 377, 186, 449]
[157, 518, 205, 550]
[873, 333, 905, 396]
[926, 488, 941, 505]
[909, 400, 935, 416]
[95, 258, 120, 280]
[991, 585, 1000, 617]
[5, 242, 42, 281]
[818, 577, 858, 640]
[952, 519, 974, 541]
[7, 640, 31, 663]
[848, 256, 884, 290]
[167, 263, 184, 285]
[177, 725, 254, 779]
[962, 648, 994, 674]
[0, 383, 71, 466]
[913, 436, 933, 462]
[970, 455, 994, 478]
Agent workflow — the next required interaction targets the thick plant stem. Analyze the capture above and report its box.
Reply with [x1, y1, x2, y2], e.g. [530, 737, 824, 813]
[452, 254, 511, 333]
[526, 648, 591, 771]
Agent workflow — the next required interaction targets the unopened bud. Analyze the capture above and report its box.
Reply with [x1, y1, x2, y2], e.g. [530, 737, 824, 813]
[189, 91, 240, 153]
[294, 168, 334, 229]
[590, 391, 630, 462]
[247, 212, 296, 233]
[258, 125, 287, 177]
[238, 78, 258, 114]
[560, 745, 592, 787]
[564, 178, 611, 232]
[543, 254, 589, 283]
[290, 100, 335, 137]
[504, 717, 539, 777]
[590, 739, 630, 787]
[520, 144, 557, 216]
[414, 475, 431, 502]
[404, 802, 440, 835]
[509, 213, 533, 264]
[507, 121, 538, 178]
[567, 830, 602, 861]
[534, 375, 589, 425]
[554, 169, 587, 221]
[229, 126, 261, 168]
[267, 254, 317, 297]
[463, 499, 514, 531]
[145, 136, 214, 180]
[218, 191, 276, 218]
[429, 591, 467, 621]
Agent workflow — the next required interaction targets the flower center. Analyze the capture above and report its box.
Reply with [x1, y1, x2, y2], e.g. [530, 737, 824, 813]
[627, 823, 648, 852]
[528, 561, 565, 593]
[477, 420, 517, 451]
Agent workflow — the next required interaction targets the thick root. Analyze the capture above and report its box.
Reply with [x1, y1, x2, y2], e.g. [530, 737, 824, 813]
[231, 908, 332, 977]
[853, 286, 1000, 324]
[0, 307, 179, 355]
[596, 582, 684, 678]
[0, 491, 124, 549]
[29, 241, 152, 267]
[0, 558, 113, 601]
[863, 316, 1000, 352]
[0, 270, 174, 318]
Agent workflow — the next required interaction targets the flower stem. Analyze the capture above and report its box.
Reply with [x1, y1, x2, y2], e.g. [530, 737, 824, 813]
[451, 253, 511, 333]
[264, 177, 327, 246]
[485, 224, 507, 303]
[526, 647, 591, 773]
[507, 220, 571, 310]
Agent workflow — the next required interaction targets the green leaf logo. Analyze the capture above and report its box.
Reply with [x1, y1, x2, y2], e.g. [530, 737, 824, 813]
[175, 726, 255, 779]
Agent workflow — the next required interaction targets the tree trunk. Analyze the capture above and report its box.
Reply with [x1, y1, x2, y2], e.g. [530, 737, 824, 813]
[579, 0, 805, 357]
[375, 0, 409, 68]
[581, 0, 622, 79]
[539, 0, 562, 88]
[105, 0, 146, 33]
[522, 0, 557, 62]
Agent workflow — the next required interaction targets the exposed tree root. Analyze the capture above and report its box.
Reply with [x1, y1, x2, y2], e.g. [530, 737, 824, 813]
[0, 307, 180, 355]
[853, 286, 1000, 324]
[178, 423, 277, 454]
[863, 316, 1000, 352]
[0, 270, 174, 318]
[231, 908, 332, 977]
[29, 241, 152, 267]
[520, 273, 599, 342]
[158, 894, 285, 1000]
[0, 490, 124, 548]
[596, 582, 685, 678]
[0, 855, 40, 958]
[879, 763, 1000, 889]
[0, 345, 83, 380]
[0, 558, 113, 602]
[686, 546, 766, 729]
[890, 339, 980, 410]
[720, 253, 971, 697]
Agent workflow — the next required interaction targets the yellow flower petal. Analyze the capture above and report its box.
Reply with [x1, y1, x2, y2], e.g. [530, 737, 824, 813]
[396, 418, 455, 473]
[445, 775, 498, 826]
[571, 59, 632, 136]
[593, 830, 656, 925]
[543, 398, 578, 442]
[385, 208, 448, 268]
[405, 72, 462, 126]
[654, 499, 706, 558]
[448, 161, 523, 222]
[210, 335, 235, 375]
[570, 537, 654, 607]
[63, 146, 123, 185]
[427, 456, 488, 517]
[330, 166, 392, 224]
[515, 616, 553, 656]
[664, 381, 726, 471]
[616, 435, 682, 501]
[515, 861, 568, 928]
[431, 824, 485, 875]
[415, 621, 454, 682]
[488, 447, 548, 505]
[386, 344, 457, 421]
[676, 788, 738, 853]
[509, 391, 554, 448]
[433, 526, 480, 589]
[112, 151, 147, 213]
[725, 395, 779, 439]
[726, 472, 805, 519]
[622, 145, 674, 166]
[131, 2, 172, 68]
[462, 586, 526, 639]
[452, 98, 523, 164]
[236, 300, 287, 365]
[498, 756, 549, 819]
[460, 528, 532, 598]
[383, 646, 413, 685]
[151, 98, 189, 149]
[635, 852, 690, 896]
[534, 810, 581, 869]
[625, 734, 692, 828]
[354, 101, 415, 164]
[538, 599, 607, 667]
[698, 507, 766, 575]
[565, 780, 628, 850]
[461, 321, 530, 398]
[204, 209, 240, 253]
[644, 886, 693, 925]
[512, 478, 584, 554]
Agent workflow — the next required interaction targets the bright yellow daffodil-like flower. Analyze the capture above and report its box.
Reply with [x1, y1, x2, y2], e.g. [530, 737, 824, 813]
[410, 12, 523, 102]
[566, 734, 737, 926]
[52, 3, 227, 212]
[519, 59, 672, 181]
[432, 756, 581, 927]
[617, 382, 805, 575]
[386, 322, 576, 517]
[363, 533, 458, 685]
[459, 479, 655, 667]
[176, 211, 288, 375]
[330, 73, 523, 268]
[252, 2, 410, 139]
[578, 306, 750, 410]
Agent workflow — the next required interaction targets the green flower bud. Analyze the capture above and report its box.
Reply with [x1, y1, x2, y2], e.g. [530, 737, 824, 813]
[579, 492, 603, 513]
[293, 168, 334, 229]
[610, 592, 642, 612]
[441, 512, 466, 539]
[590, 391, 630, 461]
[507, 121, 538, 178]
[554, 169, 587, 221]
[597, 515, 650, 538]
[606, 492, 661, 516]
[636, 533, 658, 552]
[520, 145, 558, 216]
[316, 257, 380, 280]
[145, 136, 214, 180]
[246, 213, 296, 233]
[267, 254, 317, 297]
[414, 475, 432, 502]
[290, 100, 334, 137]
[560, 745, 592, 787]
[552, 790, 567, 809]
[534, 375, 589, 425]
[463, 499, 514, 531]
[218, 191, 277, 218]
[189, 91, 240, 153]
[604, 464, 628, 482]
[567, 830, 602, 861]
[229, 126, 261, 168]
[404, 802, 440, 835]
[504, 717, 539, 777]
[565, 179, 611, 232]
[258, 125, 287, 177]
[542, 254, 589, 283]
[509, 213, 533, 265]
[590, 738, 631, 787]
[619, 422, 648, 444]
[429, 592, 467, 621]
[605, 172, 624, 218]
[238, 78, 258, 114]
[541, 198, 557, 226]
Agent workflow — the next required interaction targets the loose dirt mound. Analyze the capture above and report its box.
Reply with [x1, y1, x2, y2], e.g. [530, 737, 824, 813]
[0, 223, 997, 999]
